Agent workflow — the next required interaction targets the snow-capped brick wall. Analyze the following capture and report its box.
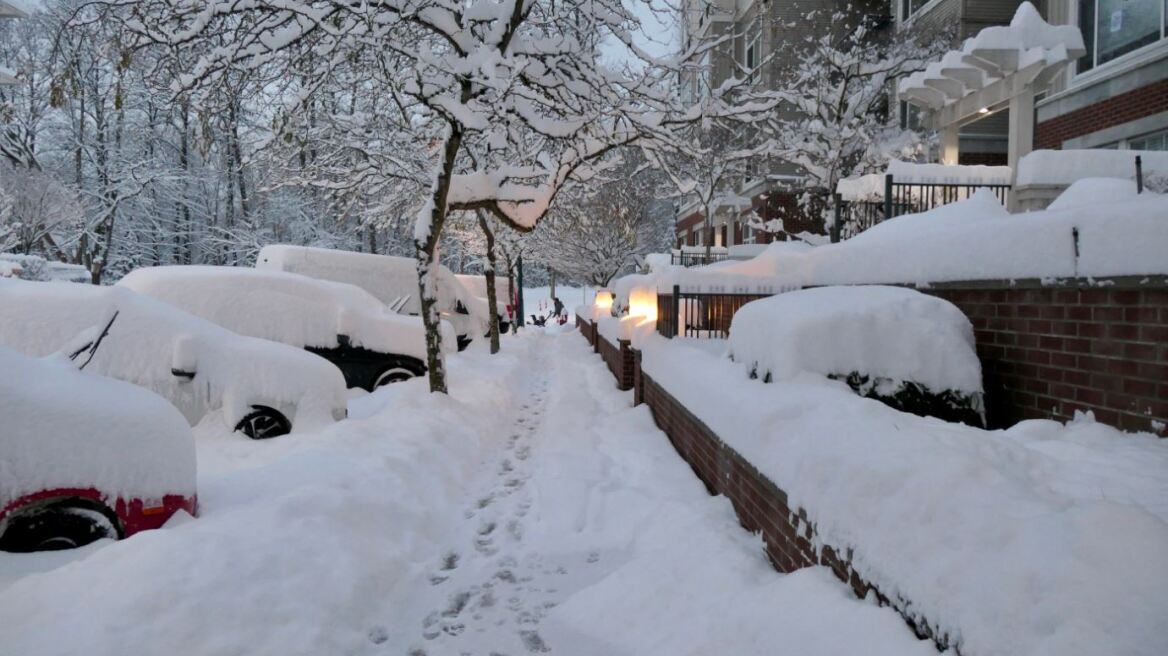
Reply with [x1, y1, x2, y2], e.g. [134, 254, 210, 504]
[576, 315, 597, 350]
[635, 370, 945, 649]
[597, 333, 635, 391]
[1035, 79, 1168, 149]
[926, 282, 1167, 436]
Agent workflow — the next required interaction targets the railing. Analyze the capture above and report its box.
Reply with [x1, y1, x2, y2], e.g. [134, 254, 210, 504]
[671, 251, 728, 267]
[656, 285, 777, 339]
[835, 174, 1011, 240]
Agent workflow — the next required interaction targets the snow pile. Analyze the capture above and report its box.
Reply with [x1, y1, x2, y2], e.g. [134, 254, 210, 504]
[1, 346, 196, 503]
[1015, 149, 1168, 186]
[257, 244, 487, 338]
[0, 253, 90, 283]
[1047, 177, 1139, 209]
[643, 252, 673, 272]
[0, 279, 347, 434]
[814, 184, 1168, 283]
[118, 265, 453, 360]
[727, 286, 982, 394]
[837, 162, 1010, 203]
[638, 335, 1168, 656]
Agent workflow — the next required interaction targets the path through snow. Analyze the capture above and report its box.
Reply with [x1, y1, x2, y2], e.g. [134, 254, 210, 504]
[0, 330, 933, 656]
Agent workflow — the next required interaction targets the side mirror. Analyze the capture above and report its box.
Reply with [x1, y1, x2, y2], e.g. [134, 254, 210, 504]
[171, 335, 197, 380]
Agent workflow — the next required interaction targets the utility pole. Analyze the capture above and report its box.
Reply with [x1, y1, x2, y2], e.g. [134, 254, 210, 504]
[516, 255, 525, 329]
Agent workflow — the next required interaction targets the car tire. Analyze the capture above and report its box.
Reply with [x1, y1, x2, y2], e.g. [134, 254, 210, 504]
[0, 500, 120, 553]
[235, 405, 292, 440]
[374, 366, 416, 388]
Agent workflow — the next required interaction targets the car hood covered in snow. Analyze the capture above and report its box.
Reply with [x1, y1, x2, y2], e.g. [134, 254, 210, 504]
[0, 279, 347, 433]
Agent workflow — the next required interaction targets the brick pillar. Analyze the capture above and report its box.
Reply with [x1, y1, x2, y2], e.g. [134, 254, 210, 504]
[632, 348, 644, 406]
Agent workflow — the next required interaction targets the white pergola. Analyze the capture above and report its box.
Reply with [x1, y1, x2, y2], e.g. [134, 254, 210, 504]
[0, 0, 27, 85]
[898, 3, 1085, 173]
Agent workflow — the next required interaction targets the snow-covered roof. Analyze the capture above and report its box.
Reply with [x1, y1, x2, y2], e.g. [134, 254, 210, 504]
[0, 1, 27, 19]
[898, 3, 1084, 113]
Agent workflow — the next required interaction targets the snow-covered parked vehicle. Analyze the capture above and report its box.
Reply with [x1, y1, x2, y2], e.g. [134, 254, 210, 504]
[118, 265, 455, 390]
[0, 346, 197, 552]
[0, 279, 348, 439]
[727, 285, 985, 426]
[255, 244, 497, 349]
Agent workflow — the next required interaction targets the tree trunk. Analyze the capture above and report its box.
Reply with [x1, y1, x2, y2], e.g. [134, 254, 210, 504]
[477, 211, 501, 354]
[415, 125, 462, 394]
[505, 254, 517, 334]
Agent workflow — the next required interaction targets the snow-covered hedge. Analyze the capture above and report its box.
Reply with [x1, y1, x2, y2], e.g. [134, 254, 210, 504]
[1, 346, 196, 503]
[727, 286, 984, 425]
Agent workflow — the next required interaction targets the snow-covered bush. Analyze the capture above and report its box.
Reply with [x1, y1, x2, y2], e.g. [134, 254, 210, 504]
[727, 286, 984, 425]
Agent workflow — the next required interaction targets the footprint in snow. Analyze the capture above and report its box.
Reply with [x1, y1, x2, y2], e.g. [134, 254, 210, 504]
[519, 630, 551, 653]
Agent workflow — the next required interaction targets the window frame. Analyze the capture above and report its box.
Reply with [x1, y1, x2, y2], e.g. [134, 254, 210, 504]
[1076, 0, 1167, 76]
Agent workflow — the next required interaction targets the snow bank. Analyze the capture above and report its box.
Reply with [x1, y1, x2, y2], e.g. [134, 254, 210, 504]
[1015, 149, 1168, 187]
[0, 253, 90, 283]
[0, 279, 347, 434]
[638, 335, 1168, 656]
[118, 265, 452, 360]
[727, 286, 982, 394]
[1, 346, 196, 503]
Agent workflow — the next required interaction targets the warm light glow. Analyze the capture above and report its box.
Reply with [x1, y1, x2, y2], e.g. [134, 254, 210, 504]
[628, 286, 658, 321]
[594, 289, 614, 310]
[978, 107, 990, 114]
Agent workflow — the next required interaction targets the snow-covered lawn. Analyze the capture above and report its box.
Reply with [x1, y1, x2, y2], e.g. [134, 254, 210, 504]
[0, 330, 931, 655]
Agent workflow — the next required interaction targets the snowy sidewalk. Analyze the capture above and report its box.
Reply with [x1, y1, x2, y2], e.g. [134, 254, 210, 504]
[0, 330, 932, 656]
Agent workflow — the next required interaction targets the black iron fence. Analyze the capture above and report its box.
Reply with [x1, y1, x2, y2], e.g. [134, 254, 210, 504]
[835, 174, 1011, 241]
[670, 251, 728, 267]
[656, 285, 777, 339]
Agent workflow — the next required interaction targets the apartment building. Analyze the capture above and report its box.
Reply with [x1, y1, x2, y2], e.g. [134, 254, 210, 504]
[674, 0, 889, 250]
[0, 0, 25, 85]
[1037, 0, 1168, 150]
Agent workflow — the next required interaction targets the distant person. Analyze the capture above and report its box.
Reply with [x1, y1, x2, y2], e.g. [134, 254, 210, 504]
[552, 296, 564, 318]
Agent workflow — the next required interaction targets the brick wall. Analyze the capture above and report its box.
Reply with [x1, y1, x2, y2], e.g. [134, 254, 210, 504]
[926, 283, 1168, 436]
[597, 333, 635, 391]
[1035, 79, 1168, 149]
[637, 370, 950, 650]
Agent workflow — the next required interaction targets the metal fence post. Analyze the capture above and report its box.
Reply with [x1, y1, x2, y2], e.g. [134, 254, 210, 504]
[831, 193, 842, 243]
[672, 285, 680, 338]
[883, 174, 894, 221]
[1136, 155, 1144, 194]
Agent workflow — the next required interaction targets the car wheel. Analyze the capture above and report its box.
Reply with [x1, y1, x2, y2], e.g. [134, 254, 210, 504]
[235, 405, 292, 440]
[0, 501, 120, 553]
[374, 366, 416, 388]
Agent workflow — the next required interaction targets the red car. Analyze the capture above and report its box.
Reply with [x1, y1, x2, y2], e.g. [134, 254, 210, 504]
[0, 347, 197, 552]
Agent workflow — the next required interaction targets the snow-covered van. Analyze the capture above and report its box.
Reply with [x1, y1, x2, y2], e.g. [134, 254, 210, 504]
[0, 278, 348, 439]
[118, 265, 455, 390]
[255, 245, 495, 349]
[0, 346, 198, 551]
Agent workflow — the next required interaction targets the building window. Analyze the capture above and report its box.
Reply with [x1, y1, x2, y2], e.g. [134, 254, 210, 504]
[900, 0, 930, 20]
[1078, 0, 1166, 73]
[1130, 129, 1168, 149]
[898, 100, 922, 130]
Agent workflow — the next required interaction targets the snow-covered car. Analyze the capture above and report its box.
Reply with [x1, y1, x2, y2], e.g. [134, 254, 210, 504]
[117, 265, 455, 390]
[255, 244, 498, 349]
[0, 346, 197, 552]
[0, 279, 348, 439]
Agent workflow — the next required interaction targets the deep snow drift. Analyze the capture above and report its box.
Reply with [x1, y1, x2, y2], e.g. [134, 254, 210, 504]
[0, 331, 930, 655]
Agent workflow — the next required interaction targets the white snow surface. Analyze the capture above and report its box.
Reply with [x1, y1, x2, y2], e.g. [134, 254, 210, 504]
[0, 346, 196, 504]
[118, 265, 453, 360]
[727, 286, 982, 394]
[1015, 149, 1168, 186]
[0, 332, 934, 656]
[635, 329, 1168, 656]
[0, 278, 347, 432]
[630, 184, 1167, 293]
